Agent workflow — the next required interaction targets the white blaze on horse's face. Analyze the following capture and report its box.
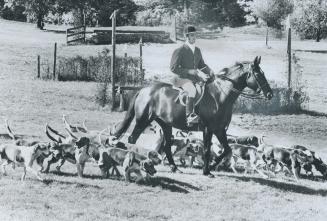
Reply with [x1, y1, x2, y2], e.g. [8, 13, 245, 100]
[246, 56, 273, 100]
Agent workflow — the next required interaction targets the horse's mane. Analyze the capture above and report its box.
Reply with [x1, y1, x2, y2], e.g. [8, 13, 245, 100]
[216, 61, 251, 77]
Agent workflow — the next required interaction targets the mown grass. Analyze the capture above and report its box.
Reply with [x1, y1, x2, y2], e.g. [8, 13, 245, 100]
[1, 162, 327, 221]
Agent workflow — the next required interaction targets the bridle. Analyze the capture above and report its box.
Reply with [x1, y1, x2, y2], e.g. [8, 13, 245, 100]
[214, 63, 268, 100]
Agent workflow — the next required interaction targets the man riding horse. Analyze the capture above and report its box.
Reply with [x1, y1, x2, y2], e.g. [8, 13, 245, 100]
[170, 25, 215, 127]
[111, 25, 273, 177]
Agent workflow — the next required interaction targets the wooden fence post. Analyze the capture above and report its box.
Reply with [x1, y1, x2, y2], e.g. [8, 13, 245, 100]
[265, 27, 269, 48]
[172, 15, 177, 42]
[53, 42, 57, 80]
[66, 29, 68, 45]
[287, 28, 292, 89]
[37, 55, 40, 78]
[139, 37, 143, 79]
[110, 10, 117, 111]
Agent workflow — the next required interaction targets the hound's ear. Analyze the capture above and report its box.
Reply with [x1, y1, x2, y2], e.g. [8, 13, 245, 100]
[76, 137, 90, 148]
[33, 144, 40, 153]
[293, 150, 300, 155]
[147, 151, 156, 160]
[254, 56, 258, 64]
[258, 56, 261, 64]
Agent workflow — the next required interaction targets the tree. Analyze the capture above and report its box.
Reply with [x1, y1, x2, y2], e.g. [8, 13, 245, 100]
[55, 0, 138, 26]
[17, 0, 55, 29]
[291, 0, 327, 42]
[135, 0, 249, 27]
[237, 0, 257, 24]
[250, 0, 293, 47]
[1, 1, 26, 21]
[0, 0, 5, 10]
[94, 0, 138, 26]
[250, 0, 293, 29]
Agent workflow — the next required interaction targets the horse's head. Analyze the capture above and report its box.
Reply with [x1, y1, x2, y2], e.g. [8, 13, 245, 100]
[245, 56, 273, 100]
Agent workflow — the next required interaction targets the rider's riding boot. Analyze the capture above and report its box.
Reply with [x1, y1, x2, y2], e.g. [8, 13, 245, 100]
[186, 97, 199, 126]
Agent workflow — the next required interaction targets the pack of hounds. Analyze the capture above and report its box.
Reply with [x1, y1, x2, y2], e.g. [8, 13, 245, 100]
[0, 115, 326, 183]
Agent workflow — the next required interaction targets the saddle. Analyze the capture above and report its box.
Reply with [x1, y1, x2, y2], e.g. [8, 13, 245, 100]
[173, 83, 205, 107]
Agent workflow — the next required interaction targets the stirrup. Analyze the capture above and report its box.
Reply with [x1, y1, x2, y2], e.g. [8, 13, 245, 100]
[187, 113, 199, 126]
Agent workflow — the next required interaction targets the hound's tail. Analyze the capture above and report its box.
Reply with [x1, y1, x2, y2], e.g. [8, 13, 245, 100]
[111, 92, 139, 138]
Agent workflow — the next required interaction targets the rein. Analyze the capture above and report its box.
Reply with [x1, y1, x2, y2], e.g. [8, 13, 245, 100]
[214, 67, 267, 100]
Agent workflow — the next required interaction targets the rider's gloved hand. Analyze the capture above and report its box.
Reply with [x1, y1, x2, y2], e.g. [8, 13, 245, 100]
[209, 69, 215, 78]
[197, 70, 210, 82]
[187, 69, 198, 76]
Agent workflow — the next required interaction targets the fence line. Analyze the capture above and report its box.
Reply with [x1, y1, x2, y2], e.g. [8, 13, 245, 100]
[66, 26, 86, 45]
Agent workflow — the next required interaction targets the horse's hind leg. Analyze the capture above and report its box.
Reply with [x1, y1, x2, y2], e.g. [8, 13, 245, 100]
[155, 119, 179, 173]
[128, 117, 152, 144]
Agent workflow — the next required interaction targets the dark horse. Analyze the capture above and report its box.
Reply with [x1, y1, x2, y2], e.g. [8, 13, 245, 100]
[113, 56, 273, 177]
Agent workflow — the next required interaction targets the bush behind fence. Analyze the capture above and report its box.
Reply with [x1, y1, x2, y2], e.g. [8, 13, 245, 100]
[234, 87, 308, 114]
[39, 49, 143, 86]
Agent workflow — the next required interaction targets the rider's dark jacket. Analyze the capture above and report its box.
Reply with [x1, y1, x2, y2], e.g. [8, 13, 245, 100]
[170, 44, 211, 83]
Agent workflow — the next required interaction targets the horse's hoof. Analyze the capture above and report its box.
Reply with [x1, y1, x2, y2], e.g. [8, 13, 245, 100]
[203, 172, 215, 178]
[176, 168, 183, 174]
[209, 164, 218, 171]
[170, 165, 178, 173]
[204, 173, 215, 178]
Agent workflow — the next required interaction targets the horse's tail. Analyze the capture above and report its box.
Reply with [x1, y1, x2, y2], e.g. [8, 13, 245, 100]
[112, 91, 140, 138]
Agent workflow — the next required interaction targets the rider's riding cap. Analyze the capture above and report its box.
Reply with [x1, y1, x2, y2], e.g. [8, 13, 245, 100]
[184, 25, 196, 36]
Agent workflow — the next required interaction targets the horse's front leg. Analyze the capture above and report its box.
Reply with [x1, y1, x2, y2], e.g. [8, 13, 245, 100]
[203, 127, 213, 177]
[163, 126, 181, 173]
[212, 130, 232, 170]
[155, 119, 180, 173]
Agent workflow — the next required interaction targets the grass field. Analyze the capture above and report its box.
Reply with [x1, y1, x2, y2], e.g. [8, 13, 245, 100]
[1, 18, 327, 221]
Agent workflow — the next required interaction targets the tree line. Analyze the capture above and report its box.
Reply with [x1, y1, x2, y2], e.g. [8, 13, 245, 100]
[0, 0, 326, 41]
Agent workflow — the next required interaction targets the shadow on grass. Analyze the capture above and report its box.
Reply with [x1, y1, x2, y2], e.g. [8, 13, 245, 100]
[219, 173, 327, 196]
[42, 178, 103, 189]
[145, 176, 202, 193]
[49, 170, 105, 180]
[299, 109, 327, 118]
[298, 174, 326, 183]
[46, 171, 200, 193]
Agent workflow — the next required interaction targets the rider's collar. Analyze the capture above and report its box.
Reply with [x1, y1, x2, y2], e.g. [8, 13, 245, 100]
[185, 41, 195, 53]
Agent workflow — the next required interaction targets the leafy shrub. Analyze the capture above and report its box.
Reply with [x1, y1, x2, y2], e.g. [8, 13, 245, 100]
[135, 5, 174, 26]
[54, 49, 143, 85]
[87, 31, 173, 45]
[95, 81, 111, 107]
[234, 87, 308, 114]
[234, 52, 309, 114]
[1, 5, 26, 21]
